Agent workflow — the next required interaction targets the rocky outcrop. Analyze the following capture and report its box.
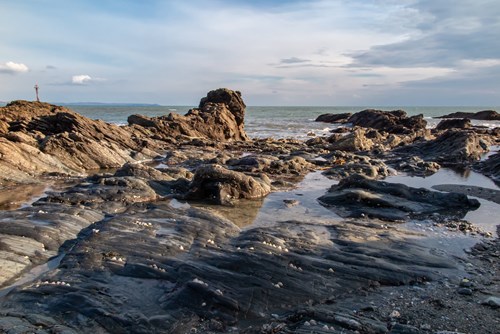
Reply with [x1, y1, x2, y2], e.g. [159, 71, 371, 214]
[327, 128, 374, 152]
[347, 109, 427, 135]
[128, 88, 249, 142]
[474, 152, 500, 185]
[323, 151, 393, 180]
[0, 89, 250, 184]
[318, 174, 481, 221]
[436, 110, 500, 120]
[435, 118, 472, 131]
[387, 156, 440, 177]
[183, 164, 271, 205]
[393, 130, 491, 164]
[315, 113, 352, 123]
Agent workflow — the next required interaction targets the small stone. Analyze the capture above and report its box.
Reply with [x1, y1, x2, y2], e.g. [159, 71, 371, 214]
[457, 288, 473, 295]
[459, 278, 473, 287]
[481, 296, 500, 309]
[389, 310, 401, 318]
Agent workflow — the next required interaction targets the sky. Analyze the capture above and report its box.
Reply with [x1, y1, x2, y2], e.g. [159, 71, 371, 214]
[0, 0, 499, 106]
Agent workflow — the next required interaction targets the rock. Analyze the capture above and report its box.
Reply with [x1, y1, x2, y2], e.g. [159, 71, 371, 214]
[315, 113, 352, 123]
[387, 156, 440, 177]
[327, 128, 374, 152]
[389, 323, 420, 334]
[128, 90, 250, 142]
[347, 109, 427, 135]
[318, 174, 481, 221]
[474, 152, 500, 185]
[393, 130, 491, 165]
[283, 199, 299, 207]
[435, 110, 500, 120]
[457, 287, 473, 295]
[435, 118, 472, 131]
[323, 151, 393, 180]
[481, 296, 500, 309]
[183, 164, 271, 205]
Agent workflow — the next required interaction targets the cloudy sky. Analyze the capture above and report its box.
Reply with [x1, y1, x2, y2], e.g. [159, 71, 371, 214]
[1, 0, 499, 106]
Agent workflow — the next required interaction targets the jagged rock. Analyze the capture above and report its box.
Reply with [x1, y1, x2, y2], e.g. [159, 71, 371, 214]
[318, 174, 480, 221]
[347, 109, 427, 135]
[474, 152, 500, 185]
[183, 164, 271, 205]
[387, 156, 441, 177]
[435, 110, 500, 120]
[227, 155, 314, 180]
[393, 130, 491, 164]
[128, 88, 249, 142]
[323, 151, 393, 180]
[435, 118, 472, 131]
[315, 113, 352, 123]
[327, 128, 374, 152]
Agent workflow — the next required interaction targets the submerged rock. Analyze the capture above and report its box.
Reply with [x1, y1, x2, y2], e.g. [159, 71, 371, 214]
[318, 174, 480, 221]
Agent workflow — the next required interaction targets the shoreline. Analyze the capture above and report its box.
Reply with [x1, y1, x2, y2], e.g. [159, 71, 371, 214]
[0, 90, 498, 333]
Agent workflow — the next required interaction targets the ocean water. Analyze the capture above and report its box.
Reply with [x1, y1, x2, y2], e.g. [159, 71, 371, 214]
[67, 105, 500, 140]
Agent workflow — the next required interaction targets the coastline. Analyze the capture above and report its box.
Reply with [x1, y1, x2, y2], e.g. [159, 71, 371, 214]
[0, 90, 498, 333]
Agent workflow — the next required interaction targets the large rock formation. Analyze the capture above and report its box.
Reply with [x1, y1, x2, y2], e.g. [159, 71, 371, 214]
[0, 89, 250, 184]
[347, 109, 427, 135]
[128, 88, 249, 142]
[435, 110, 500, 120]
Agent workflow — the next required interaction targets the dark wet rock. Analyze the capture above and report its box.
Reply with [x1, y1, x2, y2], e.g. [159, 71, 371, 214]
[347, 109, 427, 135]
[474, 152, 500, 185]
[182, 164, 271, 205]
[389, 323, 420, 334]
[315, 113, 352, 123]
[393, 130, 491, 165]
[36, 175, 158, 213]
[0, 204, 103, 287]
[435, 110, 500, 120]
[481, 296, 500, 309]
[318, 174, 480, 221]
[0, 202, 458, 333]
[457, 287, 473, 295]
[323, 151, 393, 180]
[435, 118, 472, 131]
[387, 156, 441, 177]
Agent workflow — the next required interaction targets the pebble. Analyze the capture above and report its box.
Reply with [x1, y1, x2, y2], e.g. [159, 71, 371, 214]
[459, 278, 473, 288]
[481, 296, 500, 309]
[457, 288, 473, 295]
[389, 310, 401, 318]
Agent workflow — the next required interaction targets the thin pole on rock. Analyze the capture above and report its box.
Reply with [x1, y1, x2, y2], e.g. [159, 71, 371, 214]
[34, 84, 40, 102]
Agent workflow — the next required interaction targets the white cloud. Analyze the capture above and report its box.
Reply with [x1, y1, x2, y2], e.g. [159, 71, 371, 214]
[0, 61, 29, 74]
[71, 74, 93, 85]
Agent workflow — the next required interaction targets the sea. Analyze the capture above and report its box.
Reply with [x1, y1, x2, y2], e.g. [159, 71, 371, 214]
[67, 105, 500, 140]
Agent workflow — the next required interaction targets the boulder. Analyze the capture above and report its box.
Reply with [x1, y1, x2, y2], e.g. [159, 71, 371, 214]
[435, 118, 472, 131]
[315, 113, 352, 123]
[318, 174, 480, 221]
[327, 128, 374, 152]
[435, 110, 500, 120]
[183, 164, 271, 205]
[347, 109, 427, 135]
[387, 156, 440, 177]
